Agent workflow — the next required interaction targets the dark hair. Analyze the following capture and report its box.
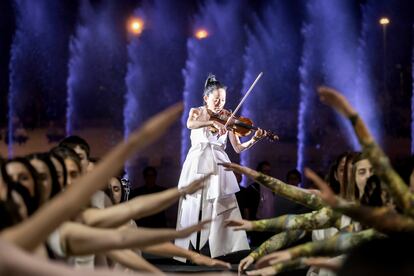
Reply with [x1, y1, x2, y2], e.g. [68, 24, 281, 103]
[256, 161, 271, 172]
[326, 152, 349, 196]
[344, 152, 361, 200]
[142, 166, 157, 177]
[286, 169, 302, 183]
[0, 163, 27, 229]
[105, 177, 130, 204]
[59, 135, 90, 159]
[203, 74, 227, 100]
[50, 146, 82, 173]
[49, 151, 68, 188]
[26, 153, 62, 199]
[351, 153, 371, 200]
[360, 175, 383, 207]
[0, 199, 23, 230]
[1, 159, 41, 216]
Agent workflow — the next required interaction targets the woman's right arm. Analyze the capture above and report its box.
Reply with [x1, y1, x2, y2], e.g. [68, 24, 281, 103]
[187, 108, 212, 129]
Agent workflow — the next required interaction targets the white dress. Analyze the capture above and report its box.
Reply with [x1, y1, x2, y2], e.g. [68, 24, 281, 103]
[175, 107, 249, 260]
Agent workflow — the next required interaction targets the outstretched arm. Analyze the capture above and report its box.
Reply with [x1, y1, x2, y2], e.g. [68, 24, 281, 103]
[60, 220, 209, 256]
[106, 249, 162, 274]
[142, 242, 231, 269]
[81, 175, 208, 228]
[306, 168, 414, 234]
[220, 162, 325, 209]
[255, 228, 383, 269]
[226, 207, 341, 232]
[0, 238, 135, 276]
[238, 230, 305, 273]
[1, 103, 183, 251]
[317, 86, 414, 216]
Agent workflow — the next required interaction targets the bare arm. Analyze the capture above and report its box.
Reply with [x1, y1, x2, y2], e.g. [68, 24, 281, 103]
[317, 86, 414, 216]
[60, 220, 209, 256]
[219, 163, 325, 210]
[0, 238, 133, 276]
[1, 103, 183, 251]
[142, 242, 231, 269]
[187, 107, 214, 129]
[228, 131, 259, 153]
[255, 229, 383, 269]
[106, 249, 162, 274]
[306, 167, 414, 234]
[81, 175, 207, 228]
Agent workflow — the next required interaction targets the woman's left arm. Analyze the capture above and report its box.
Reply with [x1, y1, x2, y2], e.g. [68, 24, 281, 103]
[228, 129, 266, 153]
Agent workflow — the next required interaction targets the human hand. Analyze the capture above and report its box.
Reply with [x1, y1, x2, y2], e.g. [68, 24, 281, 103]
[304, 168, 338, 208]
[317, 86, 356, 117]
[253, 128, 267, 141]
[239, 255, 255, 273]
[179, 173, 212, 198]
[190, 253, 231, 269]
[224, 219, 253, 231]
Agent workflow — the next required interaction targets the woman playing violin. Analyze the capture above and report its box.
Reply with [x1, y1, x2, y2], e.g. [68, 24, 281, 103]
[174, 74, 267, 260]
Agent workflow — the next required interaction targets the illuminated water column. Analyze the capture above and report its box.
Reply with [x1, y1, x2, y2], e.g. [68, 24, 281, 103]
[181, 0, 246, 164]
[297, 22, 320, 172]
[240, 1, 302, 180]
[67, 0, 126, 136]
[297, 0, 382, 171]
[8, 0, 70, 155]
[124, 1, 188, 185]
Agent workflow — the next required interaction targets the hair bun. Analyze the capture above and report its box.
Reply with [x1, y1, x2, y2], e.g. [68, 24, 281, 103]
[204, 73, 219, 90]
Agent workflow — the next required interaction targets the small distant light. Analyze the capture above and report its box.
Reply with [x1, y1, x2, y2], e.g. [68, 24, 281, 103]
[128, 18, 144, 35]
[379, 17, 390, 25]
[195, 29, 209, 40]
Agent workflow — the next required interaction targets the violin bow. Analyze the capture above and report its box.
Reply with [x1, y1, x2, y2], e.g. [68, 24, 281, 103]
[224, 72, 263, 129]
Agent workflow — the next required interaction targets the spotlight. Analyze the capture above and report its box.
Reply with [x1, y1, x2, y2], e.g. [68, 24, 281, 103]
[195, 29, 209, 40]
[379, 17, 390, 25]
[128, 17, 144, 36]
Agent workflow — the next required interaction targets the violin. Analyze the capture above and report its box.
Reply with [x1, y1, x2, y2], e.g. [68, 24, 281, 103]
[207, 109, 279, 142]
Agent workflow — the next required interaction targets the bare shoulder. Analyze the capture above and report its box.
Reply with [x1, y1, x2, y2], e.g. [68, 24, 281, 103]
[188, 106, 204, 119]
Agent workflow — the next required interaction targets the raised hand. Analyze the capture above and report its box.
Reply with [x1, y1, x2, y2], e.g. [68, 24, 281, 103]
[239, 255, 255, 273]
[218, 163, 259, 179]
[255, 250, 292, 269]
[304, 168, 338, 208]
[225, 219, 253, 231]
[316, 86, 356, 117]
[179, 173, 212, 198]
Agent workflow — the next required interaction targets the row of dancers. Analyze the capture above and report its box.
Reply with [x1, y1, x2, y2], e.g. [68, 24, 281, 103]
[0, 74, 413, 275]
